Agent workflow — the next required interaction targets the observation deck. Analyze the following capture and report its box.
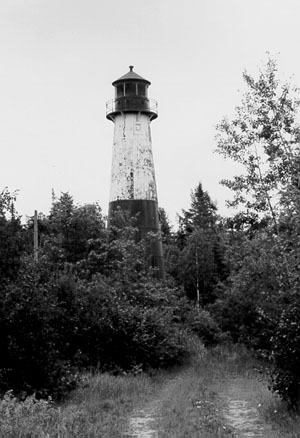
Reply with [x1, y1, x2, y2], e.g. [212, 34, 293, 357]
[106, 97, 158, 121]
[106, 66, 158, 122]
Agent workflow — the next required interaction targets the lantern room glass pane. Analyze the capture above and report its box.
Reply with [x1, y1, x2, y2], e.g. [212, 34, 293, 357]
[137, 83, 146, 97]
[125, 82, 136, 96]
[116, 85, 124, 97]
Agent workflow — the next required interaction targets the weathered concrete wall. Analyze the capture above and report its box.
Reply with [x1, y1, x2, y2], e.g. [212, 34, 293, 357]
[109, 112, 158, 202]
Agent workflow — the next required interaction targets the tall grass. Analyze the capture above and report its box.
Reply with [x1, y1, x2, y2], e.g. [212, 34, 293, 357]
[0, 373, 157, 438]
[157, 345, 300, 437]
[156, 346, 238, 437]
[201, 346, 300, 438]
[1, 344, 300, 437]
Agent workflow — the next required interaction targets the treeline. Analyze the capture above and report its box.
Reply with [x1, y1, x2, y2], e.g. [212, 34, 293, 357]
[0, 191, 200, 400]
[1, 55, 300, 409]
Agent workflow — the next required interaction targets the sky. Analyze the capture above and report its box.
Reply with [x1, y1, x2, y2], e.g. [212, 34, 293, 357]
[1, 0, 300, 226]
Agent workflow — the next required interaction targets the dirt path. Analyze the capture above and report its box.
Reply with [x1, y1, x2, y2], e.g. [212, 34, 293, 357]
[217, 377, 273, 437]
[122, 400, 160, 437]
[122, 352, 277, 437]
[122, 373, 183, 438]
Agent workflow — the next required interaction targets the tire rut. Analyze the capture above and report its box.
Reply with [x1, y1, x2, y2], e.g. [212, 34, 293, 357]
[218, 377, 273, 437]
[122, 373, 183, 438]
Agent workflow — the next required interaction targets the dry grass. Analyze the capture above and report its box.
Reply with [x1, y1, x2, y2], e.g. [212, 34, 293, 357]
[201, 346, 300, 438]
[155, 346, 241, 437]
[0, 373, 158, 437]
[245, 375, 300, 438]
[156, 345, 300, 437]
[155, 367, 232, 437]
[1, 343, 300, 437]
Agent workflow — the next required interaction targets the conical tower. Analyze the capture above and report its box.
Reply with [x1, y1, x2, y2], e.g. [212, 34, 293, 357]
[106, 66, 164, 278]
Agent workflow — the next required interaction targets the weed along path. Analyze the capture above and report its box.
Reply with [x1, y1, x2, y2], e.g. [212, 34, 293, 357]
[123, 372, 183, 438]
[122, 347, 281, 438]
[123, 400, 161, 437]
[4, 346, 299, 437]
[217, 377, 272, 437]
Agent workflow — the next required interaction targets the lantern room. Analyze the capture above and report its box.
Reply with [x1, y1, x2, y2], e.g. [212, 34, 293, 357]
[106, 66, 158, 121]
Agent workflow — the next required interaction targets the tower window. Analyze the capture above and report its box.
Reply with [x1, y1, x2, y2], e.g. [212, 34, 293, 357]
[125, 82, 136, 96]
[138, 83, 146, 97]
[116, 85, 124, 97]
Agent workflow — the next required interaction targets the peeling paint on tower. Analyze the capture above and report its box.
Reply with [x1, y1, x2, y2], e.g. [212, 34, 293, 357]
[110, 113, 158, 202]
[106, 66, 164, 278]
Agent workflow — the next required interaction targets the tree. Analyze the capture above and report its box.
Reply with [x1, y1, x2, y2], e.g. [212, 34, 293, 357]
[28, 192, 106, 267]
[0, 188, 25, 283]
[216, 56, 300, 230]
[179, 183, 218, 235]
[214, 55, 300, 407]
[0, 231, 193, 399]
[178, 228, 221, 305]
[175, 183, 227, 305]
[158, 207, 172, 242]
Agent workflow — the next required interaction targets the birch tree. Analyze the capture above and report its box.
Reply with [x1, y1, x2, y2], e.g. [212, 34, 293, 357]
[216, 56, 300, 230]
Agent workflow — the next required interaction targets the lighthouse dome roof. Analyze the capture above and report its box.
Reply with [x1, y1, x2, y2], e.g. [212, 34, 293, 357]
[112, 66, 151, 86]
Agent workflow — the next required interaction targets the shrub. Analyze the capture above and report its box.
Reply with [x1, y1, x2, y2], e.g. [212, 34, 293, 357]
[0, 263, 82, 399]
[270, 299, 300, 409]
[0, 391, 57, 437]
[0, 257, 193, 399]
[186, 308, 223, 346]
[79, 276, 192, 371]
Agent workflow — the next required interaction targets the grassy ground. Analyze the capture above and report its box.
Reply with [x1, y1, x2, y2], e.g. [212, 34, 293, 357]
[0, 373, 159, 437]
[1, 344, 300, 437]
[155, 345, 244, 437]
[153, 346, 300, 437]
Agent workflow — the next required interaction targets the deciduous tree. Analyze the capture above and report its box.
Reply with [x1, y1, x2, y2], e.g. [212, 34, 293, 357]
[216, 56, 300, 230]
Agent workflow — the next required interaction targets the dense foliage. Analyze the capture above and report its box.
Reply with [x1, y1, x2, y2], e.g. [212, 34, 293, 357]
[215, 56, 300, 409]
[2, 55, 300, 410]
[0, 192, 195, 400]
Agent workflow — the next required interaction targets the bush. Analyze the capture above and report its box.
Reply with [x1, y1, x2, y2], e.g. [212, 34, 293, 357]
[182, 308, 224, 346]
[0, 261, 82, 399]
[79, 276, 192, 370]
[0, 257, 193, 399]
[270, 300, 300, 409]
[0, 391, 55, 437]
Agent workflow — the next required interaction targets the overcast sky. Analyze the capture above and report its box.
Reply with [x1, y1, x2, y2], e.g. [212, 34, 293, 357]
[1, 0, 300, 225]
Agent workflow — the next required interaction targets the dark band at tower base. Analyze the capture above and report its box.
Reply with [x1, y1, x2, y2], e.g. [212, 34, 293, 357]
[108, 199, 165, 279]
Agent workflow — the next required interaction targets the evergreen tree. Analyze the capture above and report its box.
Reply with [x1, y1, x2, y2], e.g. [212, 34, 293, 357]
[0, 188, 25, 283]
[180, 183, 218, 234]
[175, 183, 227, 305]
[26, 192, 106, 268]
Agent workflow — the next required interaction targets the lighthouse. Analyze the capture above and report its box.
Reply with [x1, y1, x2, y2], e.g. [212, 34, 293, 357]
[106, 66, 164, 278]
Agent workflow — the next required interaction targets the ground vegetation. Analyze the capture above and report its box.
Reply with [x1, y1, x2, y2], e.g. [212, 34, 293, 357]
[1, 54, 300, 429]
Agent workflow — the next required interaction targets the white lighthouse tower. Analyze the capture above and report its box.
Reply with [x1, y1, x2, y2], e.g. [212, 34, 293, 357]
[106, 66, 164, 277]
